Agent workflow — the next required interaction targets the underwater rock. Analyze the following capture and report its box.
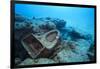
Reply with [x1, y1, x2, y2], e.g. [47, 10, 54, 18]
[74, 39, 91, 55]
[57, 49, 89, 63]
[37, 21, 56, 32]
[31, 19, 56, 35]
[68, 28, 86, 41]
[65, 41, 77, 51]
[58, 28, 69, 40]
[45, 17, 51, 20]
[56, 39, 90, 62]
[15, 21, 33, 30]
[15, 14, 26, 22]
[87, 43, 95, 61]
[15, 58, 21, 65]
[32, 16, 36, 19]
[34, 58, 56, 64]
[59, 27, 93, 43]
[40, 21, 56, 30]
[19, 58, 56, 65]
[19, 58, 35, 66]
[15, 14, 33, 30]
[50, 18, 66, 29]
[15, 28, 33, 40]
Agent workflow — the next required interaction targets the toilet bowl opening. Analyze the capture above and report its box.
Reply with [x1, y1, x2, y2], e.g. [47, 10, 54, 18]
[46, 31, 58, 42]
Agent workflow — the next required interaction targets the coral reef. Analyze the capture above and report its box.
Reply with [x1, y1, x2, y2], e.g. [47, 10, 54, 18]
[14, 13, 95, 65]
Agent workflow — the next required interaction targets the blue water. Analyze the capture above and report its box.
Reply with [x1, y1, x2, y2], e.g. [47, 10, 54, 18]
[15, 4, 95, 37]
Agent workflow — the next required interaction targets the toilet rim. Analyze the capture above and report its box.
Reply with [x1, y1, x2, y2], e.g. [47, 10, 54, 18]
[44, 29, 60, 41]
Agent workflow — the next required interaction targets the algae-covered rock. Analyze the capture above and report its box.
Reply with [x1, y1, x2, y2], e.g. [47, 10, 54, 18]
[15, 14, 26, 22]
[56, 39, 90, 63]
[19, 58, 56, 66]
[60, 27, 93, 42]
[19, 58, 35, 66]
[35, 58, 56, 64]
[15, 14, 33, 30]
[51, 18, 66, 29]
[57, 49, 89, 63]
[75, 39, 91, 55]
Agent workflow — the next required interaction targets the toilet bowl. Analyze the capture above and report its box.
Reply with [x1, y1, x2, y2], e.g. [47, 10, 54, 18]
[21, 30, 60, 59]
